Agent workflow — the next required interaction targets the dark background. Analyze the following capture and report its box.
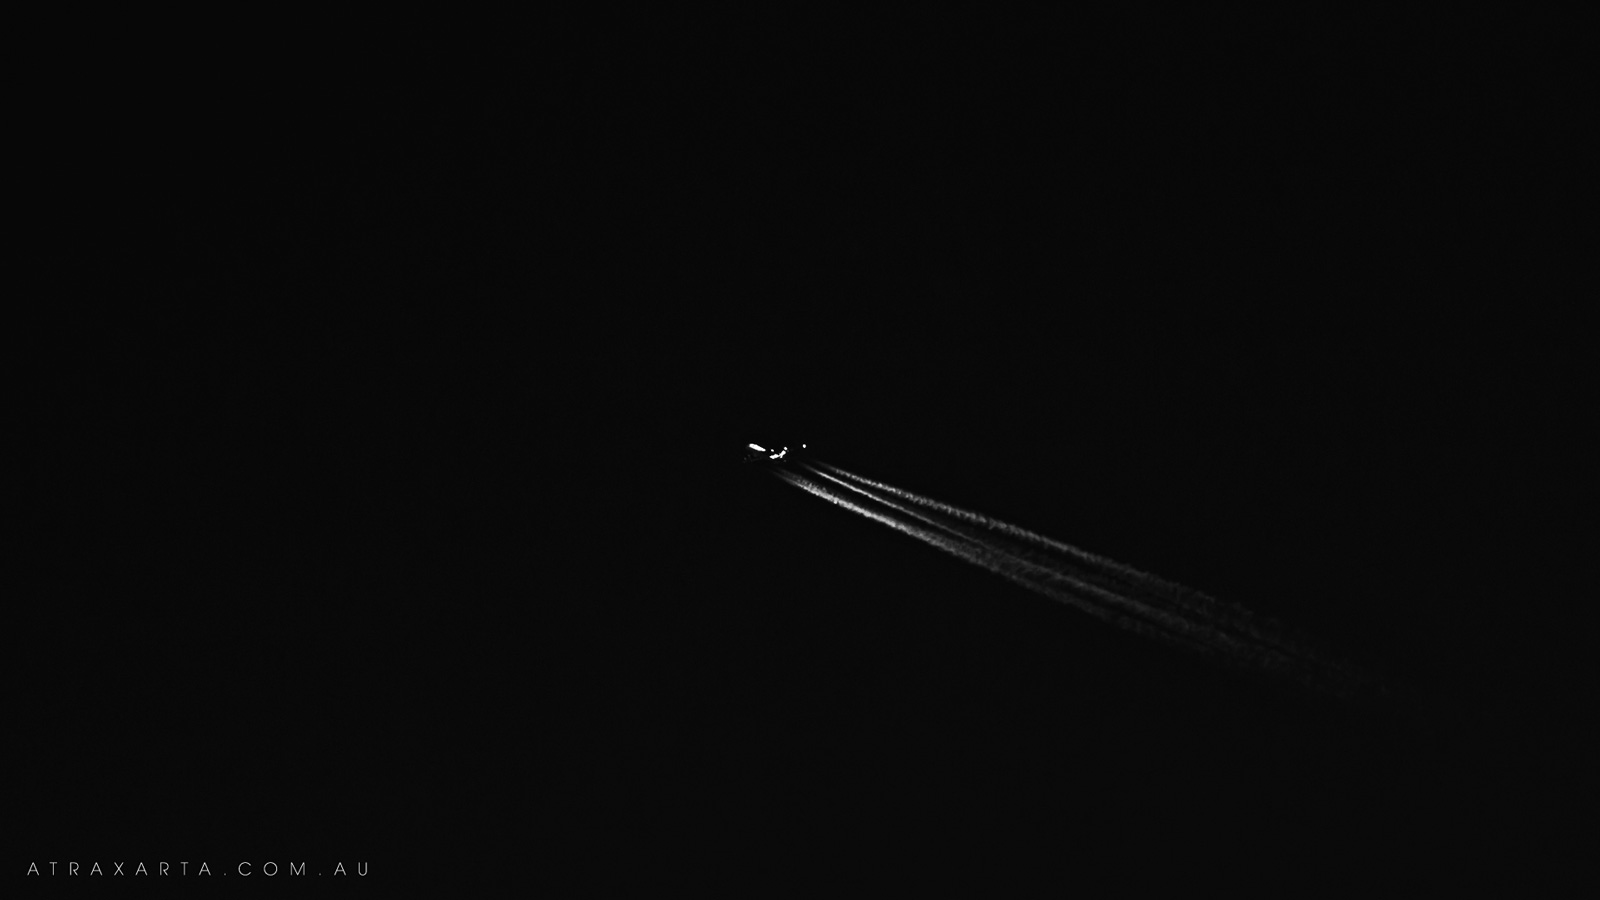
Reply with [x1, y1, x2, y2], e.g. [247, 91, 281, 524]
[21, 13, 1588, 888]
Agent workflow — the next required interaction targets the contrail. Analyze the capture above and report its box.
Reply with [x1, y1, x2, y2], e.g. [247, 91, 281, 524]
[814, 461, 1151, 577]
[779, 461, 1387, 703]
[805, 462, 1315, 670]
[795, 464, 1242, 653]
[773, 469, 983, 563]
[814, 461, 1262, 632]
[774, 469, 1232, 658]
[795, 463, 1320, 673]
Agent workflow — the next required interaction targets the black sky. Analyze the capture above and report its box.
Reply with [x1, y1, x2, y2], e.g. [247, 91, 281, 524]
[21, 14, 1588, 888]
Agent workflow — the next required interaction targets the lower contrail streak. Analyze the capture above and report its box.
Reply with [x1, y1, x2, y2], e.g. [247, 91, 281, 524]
[779, 460, 1387, 703]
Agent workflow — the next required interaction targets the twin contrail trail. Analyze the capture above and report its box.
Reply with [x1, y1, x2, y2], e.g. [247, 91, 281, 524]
[773, 459, 1388, 704]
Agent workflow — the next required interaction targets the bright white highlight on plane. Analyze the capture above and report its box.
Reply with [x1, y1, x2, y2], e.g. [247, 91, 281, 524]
[749, 443, 766, 452]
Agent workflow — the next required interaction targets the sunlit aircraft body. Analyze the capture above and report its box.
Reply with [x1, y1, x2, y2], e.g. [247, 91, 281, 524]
[744, 442, 806, 463]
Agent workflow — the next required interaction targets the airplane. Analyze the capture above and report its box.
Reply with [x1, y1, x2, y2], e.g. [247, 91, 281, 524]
[744, 442, 806, 463]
